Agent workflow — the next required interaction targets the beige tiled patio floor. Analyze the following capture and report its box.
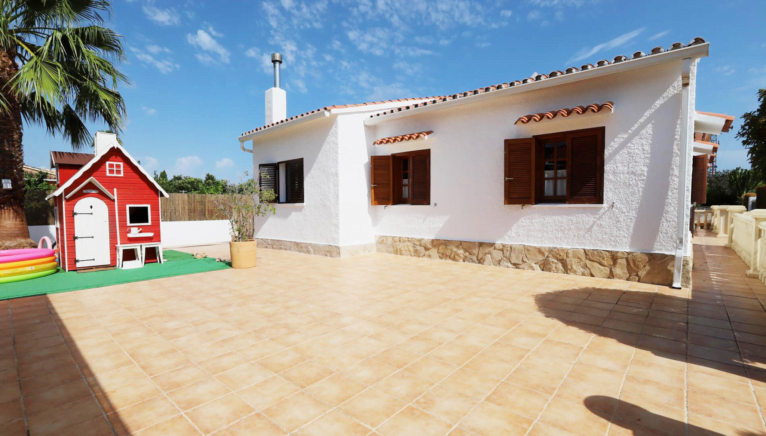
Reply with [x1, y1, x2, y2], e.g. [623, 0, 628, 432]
[3, 232, 766, 435]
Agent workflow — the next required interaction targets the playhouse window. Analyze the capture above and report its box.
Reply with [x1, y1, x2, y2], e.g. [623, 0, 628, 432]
[127, 205, 151, 225]
[107, 162, 123, 176]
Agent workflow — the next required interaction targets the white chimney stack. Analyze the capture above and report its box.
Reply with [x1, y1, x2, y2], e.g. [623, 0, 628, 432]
[93, 132, 118, 156]
[265, 53, 286, 125]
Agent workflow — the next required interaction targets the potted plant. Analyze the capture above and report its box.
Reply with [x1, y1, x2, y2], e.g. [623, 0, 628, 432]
[214, 172, 276, 268]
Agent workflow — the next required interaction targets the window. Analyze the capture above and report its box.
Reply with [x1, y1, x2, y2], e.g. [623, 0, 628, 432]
[371, 149, 430, 205]
[504, 127, 604, 205]
[259, 158, 304, 204]
[107, 162, 123, 176]
[126, 205, 151, 225]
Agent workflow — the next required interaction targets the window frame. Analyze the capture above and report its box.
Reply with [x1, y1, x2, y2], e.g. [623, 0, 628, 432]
[535, 133, 568, 203]
[260, 158, 304, 204]
[533, 127, 604, 205]
[372, 149, 430, 206]
[106, 162, 123, 177]
[126, 204, 151, 226]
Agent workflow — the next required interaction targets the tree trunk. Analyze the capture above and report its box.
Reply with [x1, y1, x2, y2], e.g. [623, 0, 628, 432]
[0, 48, 35, 249]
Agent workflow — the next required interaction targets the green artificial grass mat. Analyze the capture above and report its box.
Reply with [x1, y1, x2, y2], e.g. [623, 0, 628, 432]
[0, 250, 230, 301]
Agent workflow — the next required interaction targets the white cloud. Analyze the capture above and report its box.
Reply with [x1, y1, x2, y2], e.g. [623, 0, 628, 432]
[716, 65, 735, 76]
[346, 28, 435, 57]
[187, 29, 230, 64]
[566, 28, 645, 64]
[215, 158, 234, 169]
[527, 10, 541, 21]
[748, 66, 766, 74]
[174, 156, 203, 175]
[130, 46, 179, 74]
[476, 41, 491, 48]
[292, 78, 308, 93]
[146, 45, 171, 55]
[245, 47, 260, 58]
[500, 10, 513, 18]
[393, 61, 423, 76]
[648, 30, 670, 41]
[204, 24, 223, 38]
[555, 10, 564, 21]
[143, 157, 158, 171]
[142, 6, 180, 26]
[330, 39, 344, 52]
[142, 107, 157, 116]
[366, 83, 413, 102]
[439, 38, 452, 46]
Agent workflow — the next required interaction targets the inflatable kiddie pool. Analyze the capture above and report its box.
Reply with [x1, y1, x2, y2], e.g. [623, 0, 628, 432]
[0, 245, 58, 284]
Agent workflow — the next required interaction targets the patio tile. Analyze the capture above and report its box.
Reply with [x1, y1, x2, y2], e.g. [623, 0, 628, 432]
[304, 374, 366, 406]
[374, 371, 434, 402]
[237, 376, 300, 410]
[340, 388, 406, 428]
[294, 409, 369, 436]
[197, 352, 250, 376]
[257, 349, 308, 373]
[413, 384, 478, 424]
[107, 395, 179, 434]
[461, 401, 534, 436]
[186, 393, 254, 435]
[377, 406, 453, 436]
[152, 365, 208, 392]
[485, 382, 550, 420]
[94, 378, 161, 414]
[166, 378, 231, 411]
[133, 415, 199, 436]
[138, 352, 193, 377]
[214, 413, 286, 435]
[538, 396, 611, 436]
[262, 392, 330, 433]
[279, 361, 334, 389]
[343, 358, 399, 385]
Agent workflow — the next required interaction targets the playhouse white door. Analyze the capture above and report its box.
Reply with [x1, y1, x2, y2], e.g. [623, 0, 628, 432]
[74, 198, 110, 268]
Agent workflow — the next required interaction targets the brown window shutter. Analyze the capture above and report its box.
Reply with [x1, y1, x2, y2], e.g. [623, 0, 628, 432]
[504, 138, 535, 204]
[286, 159, 304, 203]
[371, 155, 393, 205]
[259, 163, 278, 199]
[692, 155, 708, 204]
[567, 128, 604, 204]
[411, 150, 430, 205]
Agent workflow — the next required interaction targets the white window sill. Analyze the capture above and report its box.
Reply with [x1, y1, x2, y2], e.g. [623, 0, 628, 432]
[275, 203, 305, 207]
[527, 204, 604, 209]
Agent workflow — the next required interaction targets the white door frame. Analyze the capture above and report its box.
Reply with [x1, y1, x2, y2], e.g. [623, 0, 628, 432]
[73, 197, 111, 268]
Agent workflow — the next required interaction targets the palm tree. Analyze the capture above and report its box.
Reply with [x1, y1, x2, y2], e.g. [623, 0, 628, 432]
[0, 0, 128, 248]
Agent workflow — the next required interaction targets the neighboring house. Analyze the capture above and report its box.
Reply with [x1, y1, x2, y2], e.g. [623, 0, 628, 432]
[47, 133, 169, 271]
[23, 164, 56, 186]
[238, 37, 721, 287]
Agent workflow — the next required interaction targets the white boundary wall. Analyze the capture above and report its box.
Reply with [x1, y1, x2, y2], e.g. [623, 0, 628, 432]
[29, 221, 232, 249]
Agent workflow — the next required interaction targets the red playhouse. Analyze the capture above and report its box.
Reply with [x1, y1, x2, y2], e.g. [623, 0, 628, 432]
[47, 132, 170, 271]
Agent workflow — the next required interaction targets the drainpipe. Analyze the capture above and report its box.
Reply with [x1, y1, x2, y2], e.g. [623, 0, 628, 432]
[240, 140, 253, 154]
[672, 57, 692, 289]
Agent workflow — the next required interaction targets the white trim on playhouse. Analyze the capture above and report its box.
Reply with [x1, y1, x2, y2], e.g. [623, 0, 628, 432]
[64, 177, 115, 200]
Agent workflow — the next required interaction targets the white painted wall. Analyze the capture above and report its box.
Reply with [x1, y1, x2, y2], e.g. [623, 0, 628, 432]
[367, 60, 688, 255]
[250, 115, 341, 246]
[161, 220, 232, 247]
[29, 225, 56, 245]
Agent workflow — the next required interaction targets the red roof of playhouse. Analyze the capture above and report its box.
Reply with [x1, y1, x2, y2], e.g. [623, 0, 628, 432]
[47, 143, 169, 200]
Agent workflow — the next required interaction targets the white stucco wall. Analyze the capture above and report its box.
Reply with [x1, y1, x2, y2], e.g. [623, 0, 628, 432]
[250, 115, 341, 246]
[161, 220, 232, 247]
[367, 60, 688, 255]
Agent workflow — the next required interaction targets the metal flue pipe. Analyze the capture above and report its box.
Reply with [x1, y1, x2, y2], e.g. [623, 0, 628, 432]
[272, 53, 282, 88]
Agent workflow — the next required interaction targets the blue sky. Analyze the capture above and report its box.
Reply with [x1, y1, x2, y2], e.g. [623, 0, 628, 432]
[22, 0, 766, 180]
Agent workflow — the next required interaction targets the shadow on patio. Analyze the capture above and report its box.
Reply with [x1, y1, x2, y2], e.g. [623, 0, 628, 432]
[532, 231, 766, 435]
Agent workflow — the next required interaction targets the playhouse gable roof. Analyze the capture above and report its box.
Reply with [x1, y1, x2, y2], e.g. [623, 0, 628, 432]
[47, 143, 169, 200]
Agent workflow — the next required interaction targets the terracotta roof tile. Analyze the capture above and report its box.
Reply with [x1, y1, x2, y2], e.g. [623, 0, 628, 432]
[514, 102, 614, 125]
[240, 97, 441, 137]
[239, 38, 706, 138]
[373, 130, 433, 146]
[368, 38, 706, 122]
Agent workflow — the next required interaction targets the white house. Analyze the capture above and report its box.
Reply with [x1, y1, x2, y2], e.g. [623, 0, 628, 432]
[238, 38, 724, 288]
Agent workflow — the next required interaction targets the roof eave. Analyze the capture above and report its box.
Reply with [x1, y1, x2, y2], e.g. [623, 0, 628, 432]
[364, 43, 709, 127]
[238, 110, 331, 143]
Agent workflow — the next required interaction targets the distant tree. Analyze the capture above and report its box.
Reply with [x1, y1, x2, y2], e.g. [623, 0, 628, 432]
[706, 169, 738, 205]
[24, 171, 51, 191]
[739, 89, 766, 181]
[728, 167, 759, 198]
[153, 171, 231, 194]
